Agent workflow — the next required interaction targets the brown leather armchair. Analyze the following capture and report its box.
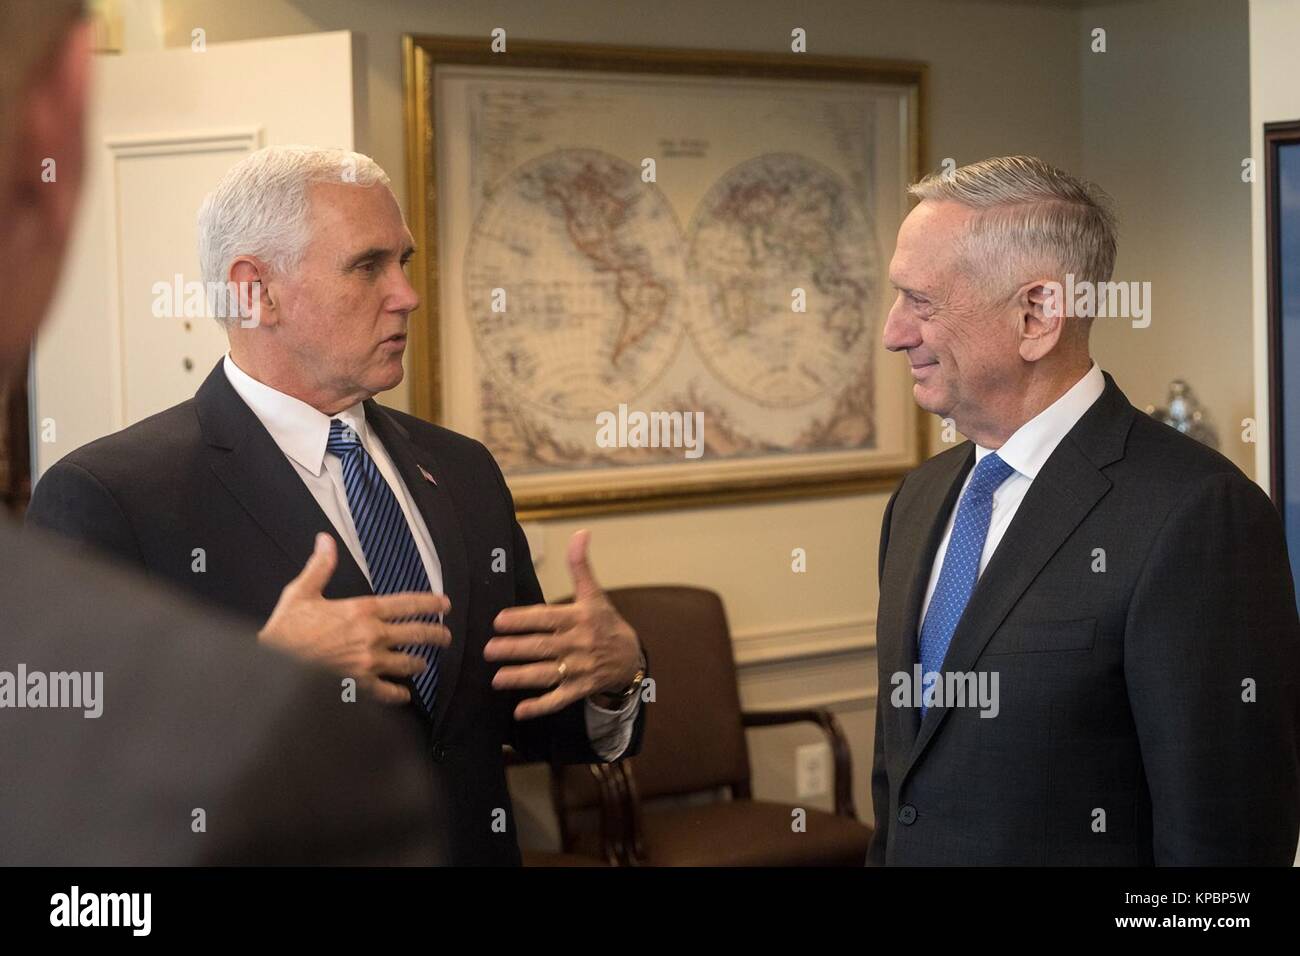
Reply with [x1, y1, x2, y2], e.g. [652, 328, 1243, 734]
[552, 586, 873, 866]
[502, 746, 611, 866]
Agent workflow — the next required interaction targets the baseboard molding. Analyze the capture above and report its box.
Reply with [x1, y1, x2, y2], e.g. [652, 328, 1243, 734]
[731, 614, 876, 667]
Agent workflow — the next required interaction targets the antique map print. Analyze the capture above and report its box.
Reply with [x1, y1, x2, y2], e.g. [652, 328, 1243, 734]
[434, 65, 915, 502]
[437, 67, 911, 480]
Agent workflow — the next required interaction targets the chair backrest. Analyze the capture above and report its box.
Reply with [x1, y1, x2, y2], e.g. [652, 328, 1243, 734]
[560, 585, 751, 808]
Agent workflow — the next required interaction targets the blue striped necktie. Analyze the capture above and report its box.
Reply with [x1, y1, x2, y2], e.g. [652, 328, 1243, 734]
[326, 418, 440, 716]
[917, 452, 1015, 716]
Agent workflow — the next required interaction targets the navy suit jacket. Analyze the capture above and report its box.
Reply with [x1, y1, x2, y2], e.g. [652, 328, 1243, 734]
[868, 372, 1300, 865]
[28, 360, 646, 865]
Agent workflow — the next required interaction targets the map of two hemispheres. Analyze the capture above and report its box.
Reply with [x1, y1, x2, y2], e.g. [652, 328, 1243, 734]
[451, 70, 900, 476]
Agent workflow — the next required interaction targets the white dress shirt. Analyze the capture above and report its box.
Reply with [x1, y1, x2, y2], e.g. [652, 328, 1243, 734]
[918, 363, 1106, 628]
[222, 355, 638, 758]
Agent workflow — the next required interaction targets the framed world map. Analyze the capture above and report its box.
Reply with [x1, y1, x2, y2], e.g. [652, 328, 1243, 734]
[403, 35, 926, 518]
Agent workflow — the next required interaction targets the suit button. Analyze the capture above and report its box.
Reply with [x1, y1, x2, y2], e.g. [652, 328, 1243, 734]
[431, 742, 447, 761]
[898, 804, 917, 825]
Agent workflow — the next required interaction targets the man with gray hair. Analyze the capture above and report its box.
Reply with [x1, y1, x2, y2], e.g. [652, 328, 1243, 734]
[0, 0, 445, 866]
[27, 143, 648, 866]
[868, 155, 1299, 865]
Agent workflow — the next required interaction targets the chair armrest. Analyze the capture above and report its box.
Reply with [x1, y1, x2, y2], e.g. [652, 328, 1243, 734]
[590, 763, 633, 865]
[549, 760, 635, 865]
[741, 708, 857, 819]
[604, 761, 649, 866]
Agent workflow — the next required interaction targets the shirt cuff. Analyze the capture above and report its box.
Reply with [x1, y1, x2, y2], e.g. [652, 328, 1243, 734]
[584, 691, 641, 761]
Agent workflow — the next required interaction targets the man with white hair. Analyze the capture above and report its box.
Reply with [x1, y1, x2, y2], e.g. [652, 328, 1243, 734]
[0, 0, 445, 866]
[28, 145, 648, 865]
[868, 155, 1299, 865]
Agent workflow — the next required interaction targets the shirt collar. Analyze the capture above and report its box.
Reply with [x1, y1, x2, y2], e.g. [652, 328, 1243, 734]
[222, 353, 368, 476]
[974, 362, 1105, 479]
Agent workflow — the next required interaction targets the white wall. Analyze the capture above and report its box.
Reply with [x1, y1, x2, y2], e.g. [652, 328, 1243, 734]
[1081, 0, 1254, 477]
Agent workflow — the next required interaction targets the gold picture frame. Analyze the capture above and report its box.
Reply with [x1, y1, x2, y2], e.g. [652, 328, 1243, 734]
[402, 34, 927, 520]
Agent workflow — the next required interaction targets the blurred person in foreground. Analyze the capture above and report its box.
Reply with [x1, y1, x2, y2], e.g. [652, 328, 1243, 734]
[0, 0, 446, 865]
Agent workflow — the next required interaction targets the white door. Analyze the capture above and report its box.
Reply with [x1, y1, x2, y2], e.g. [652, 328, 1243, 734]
[32, 30, 357, 477]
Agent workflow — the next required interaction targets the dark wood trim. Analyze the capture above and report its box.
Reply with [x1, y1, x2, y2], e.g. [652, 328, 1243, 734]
[1, 354, 31, 516]
[1263, 120, 1300, 512]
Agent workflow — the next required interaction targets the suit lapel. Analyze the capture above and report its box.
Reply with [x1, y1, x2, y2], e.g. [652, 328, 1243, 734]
[195, 363, 372, 600]
[904, 374, 1134, 774]
[364, 401, 471, 738]
[879, 444, 974, 752]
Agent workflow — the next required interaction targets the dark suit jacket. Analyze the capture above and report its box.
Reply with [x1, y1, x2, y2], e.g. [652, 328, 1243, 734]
[27, 361, 646, 865]
[0, 520, 447, 865]
[867, 372, 1300, 865]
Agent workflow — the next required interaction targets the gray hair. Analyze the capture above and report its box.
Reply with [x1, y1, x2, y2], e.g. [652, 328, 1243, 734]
[197, 145, 391, 324]
[908, 155, 1117, 301]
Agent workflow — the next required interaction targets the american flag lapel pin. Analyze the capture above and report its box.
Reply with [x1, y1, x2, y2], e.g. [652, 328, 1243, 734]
[418, 464, 437, 486]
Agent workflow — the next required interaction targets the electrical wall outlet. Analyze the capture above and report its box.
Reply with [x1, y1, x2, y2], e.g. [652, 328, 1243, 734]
[795, 742, 831, 799]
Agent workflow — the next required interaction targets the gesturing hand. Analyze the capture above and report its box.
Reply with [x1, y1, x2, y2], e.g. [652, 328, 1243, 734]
[258, 532, 452, 705]
[486, 529, 642, 720]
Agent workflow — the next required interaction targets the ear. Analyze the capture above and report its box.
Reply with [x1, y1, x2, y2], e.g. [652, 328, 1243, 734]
[228, 256, 278, 329]
[1016, 279, 1066, 363]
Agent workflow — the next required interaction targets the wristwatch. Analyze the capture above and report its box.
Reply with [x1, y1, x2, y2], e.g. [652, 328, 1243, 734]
[595, 651, 646, 709]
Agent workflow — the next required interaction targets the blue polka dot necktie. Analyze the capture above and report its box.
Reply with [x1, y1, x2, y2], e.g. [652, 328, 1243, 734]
[917, 452, 1015, 717]
[326, 418, 440, 716]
